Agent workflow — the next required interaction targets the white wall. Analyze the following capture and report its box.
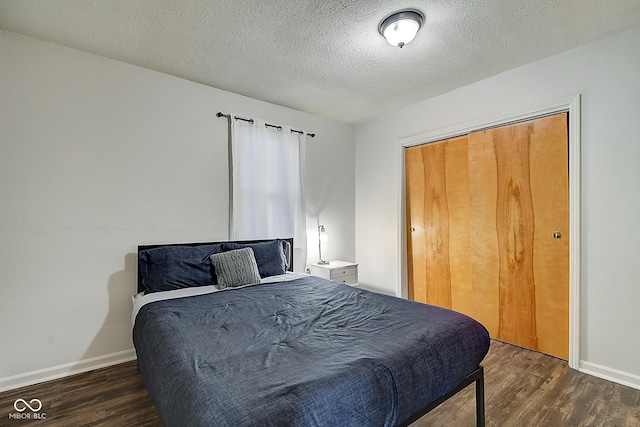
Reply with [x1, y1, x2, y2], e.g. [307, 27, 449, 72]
[355, 27, 640, 388]
[0, 31, 355, 389]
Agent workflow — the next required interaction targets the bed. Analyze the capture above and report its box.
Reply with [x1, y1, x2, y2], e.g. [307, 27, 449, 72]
[133, 238, 490, 426]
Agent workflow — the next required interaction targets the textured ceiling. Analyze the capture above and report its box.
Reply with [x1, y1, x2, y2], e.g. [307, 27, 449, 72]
[1, 0, 640, 123]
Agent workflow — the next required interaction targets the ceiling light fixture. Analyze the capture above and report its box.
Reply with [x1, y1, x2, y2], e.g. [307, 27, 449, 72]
[379, 9, 424, 48]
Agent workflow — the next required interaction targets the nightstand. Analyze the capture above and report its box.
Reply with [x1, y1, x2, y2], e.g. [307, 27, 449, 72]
[309, 261, 358, 286]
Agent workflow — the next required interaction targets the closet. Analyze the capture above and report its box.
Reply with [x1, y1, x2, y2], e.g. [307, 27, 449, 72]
[405, 113, 569, 359]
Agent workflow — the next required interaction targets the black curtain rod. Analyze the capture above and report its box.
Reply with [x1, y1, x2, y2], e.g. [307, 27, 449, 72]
[216, 112, 315, 138]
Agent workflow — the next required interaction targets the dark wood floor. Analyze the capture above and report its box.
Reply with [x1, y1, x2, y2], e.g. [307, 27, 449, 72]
[0, 361, 161, 427]
[418, 340, 640, 427]
[1, 340, 638, 426]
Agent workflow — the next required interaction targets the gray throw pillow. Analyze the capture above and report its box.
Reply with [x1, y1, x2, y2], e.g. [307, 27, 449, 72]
[210, 248, 261, 289]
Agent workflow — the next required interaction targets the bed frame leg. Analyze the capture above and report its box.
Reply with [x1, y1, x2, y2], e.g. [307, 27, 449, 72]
[397, 365, 486, 427]
[475, 366, 485, 427]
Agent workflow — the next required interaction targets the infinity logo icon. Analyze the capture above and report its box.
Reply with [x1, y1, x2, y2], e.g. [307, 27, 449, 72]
[14, 398, 42, 412]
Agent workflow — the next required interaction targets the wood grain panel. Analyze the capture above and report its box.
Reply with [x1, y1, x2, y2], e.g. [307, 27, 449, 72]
[421, 141, 453, 308]
[467, 114, 569, 359]
[528, 113, 569, 359]
[468, 132, 501, 336]
[492, 123, 538, 350]
[406, 136, 469, 309]
[405, 144, 428, 303]
[443, 137, 473, 316]
[407, 113, 569, 360]
[406, 141, 452, 307]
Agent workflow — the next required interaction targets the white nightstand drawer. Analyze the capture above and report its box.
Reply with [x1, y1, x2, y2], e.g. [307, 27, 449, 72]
[334, 274, 358, 285]
[309, 261, 359, 286]
[330, 266, 357, 279]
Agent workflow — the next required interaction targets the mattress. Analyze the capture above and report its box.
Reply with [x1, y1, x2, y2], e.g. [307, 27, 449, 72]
[133, 274, 490, 426]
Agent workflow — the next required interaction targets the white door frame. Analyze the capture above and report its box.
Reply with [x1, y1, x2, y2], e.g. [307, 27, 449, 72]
[398, 94, 581, 369]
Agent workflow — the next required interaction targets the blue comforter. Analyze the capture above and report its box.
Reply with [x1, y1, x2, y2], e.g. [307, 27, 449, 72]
[133, 276, 489, 426]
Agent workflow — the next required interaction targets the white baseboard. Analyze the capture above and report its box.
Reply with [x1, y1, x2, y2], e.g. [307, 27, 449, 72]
[0, 349, 137, 393]
[579, 361, 640, 390]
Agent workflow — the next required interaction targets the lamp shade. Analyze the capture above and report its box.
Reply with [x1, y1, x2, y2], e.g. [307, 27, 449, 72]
[379, 10, 424, 48]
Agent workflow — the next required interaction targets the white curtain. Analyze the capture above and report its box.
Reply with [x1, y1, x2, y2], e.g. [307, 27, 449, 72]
[230, 116, 307, 272]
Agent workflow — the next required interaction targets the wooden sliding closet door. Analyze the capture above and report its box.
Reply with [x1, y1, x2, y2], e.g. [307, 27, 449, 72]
[405, 136, 473, 315]
[406, 113, 569, 359]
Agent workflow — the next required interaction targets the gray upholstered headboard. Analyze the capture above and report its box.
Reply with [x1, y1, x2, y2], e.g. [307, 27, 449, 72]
[137, 238, 293, 293]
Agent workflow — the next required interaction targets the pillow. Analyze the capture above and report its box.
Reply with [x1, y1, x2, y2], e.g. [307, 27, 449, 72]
[138, 244, 223, 293]
[282, 239, 292, 270]
[222, 240, 287, 278]
[210, 248, 261, 289]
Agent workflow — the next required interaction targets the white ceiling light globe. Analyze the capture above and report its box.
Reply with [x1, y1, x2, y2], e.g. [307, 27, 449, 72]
[379, 10, 424, 48]
[383, 19, 420, 47]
